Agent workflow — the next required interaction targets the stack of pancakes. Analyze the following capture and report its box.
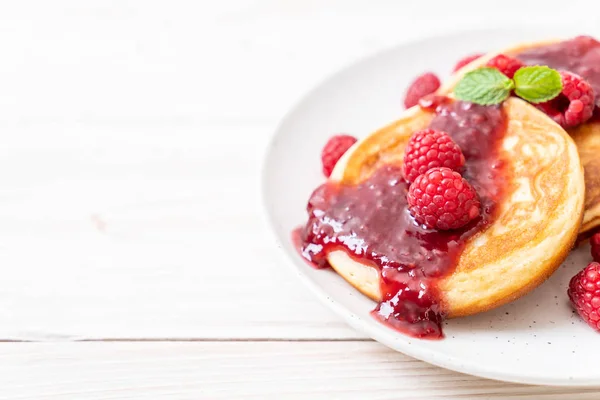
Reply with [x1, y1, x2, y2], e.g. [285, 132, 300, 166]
[440, 39, 600, 237]
[327, 39, 599, 318]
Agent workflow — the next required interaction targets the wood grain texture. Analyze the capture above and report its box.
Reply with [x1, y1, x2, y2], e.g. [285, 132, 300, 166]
[0, 341, 599, 399]
[0, 121, 361, 341]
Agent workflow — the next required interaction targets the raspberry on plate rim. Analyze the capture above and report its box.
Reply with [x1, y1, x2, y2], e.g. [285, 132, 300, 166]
[569, 262, 600, 331]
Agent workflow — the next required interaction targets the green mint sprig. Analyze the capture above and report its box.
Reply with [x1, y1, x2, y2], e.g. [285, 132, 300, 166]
[513, 66, 563, 103]
[454, 67, 514, 105]
[454, 65, 562, 105]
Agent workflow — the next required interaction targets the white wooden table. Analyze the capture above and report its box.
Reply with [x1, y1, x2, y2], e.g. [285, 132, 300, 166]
[3, 1, 600, 398]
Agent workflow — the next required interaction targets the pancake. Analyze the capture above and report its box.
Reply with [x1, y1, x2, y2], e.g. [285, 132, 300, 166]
[440, 38, 600, 236]
[571, 123, 600, 235]
[327, 97, 584, 317]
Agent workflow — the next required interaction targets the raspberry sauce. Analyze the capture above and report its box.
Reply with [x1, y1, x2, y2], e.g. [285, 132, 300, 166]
[297, 101, 508, 339]
[516, 36, 600, 107]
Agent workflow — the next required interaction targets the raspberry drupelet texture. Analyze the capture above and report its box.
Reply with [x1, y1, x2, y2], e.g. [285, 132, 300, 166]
[404, 73, 441, 109]
[591, 232, 600, 262]
[536, 71, 595, 128]
[452, 53, 483, 73]
[407, 167, 481, 230]
[568, 262, 600, 331]
[321, 135, 357, 178]
[486, 54, 524, 79]
[403, 129, 465, 183]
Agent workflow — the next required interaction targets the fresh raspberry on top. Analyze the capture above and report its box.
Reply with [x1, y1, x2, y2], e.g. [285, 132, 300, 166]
[407, 167, 480, 230]
[568, 262, 600, 331]
[404, 72, 441, 109]
[452, 53, 483, 72]
[321, 135, 357, 178]
[403, 129, 465, 183]
[486, 54, 524, 79]
[536, 71, 595, 128]
[591, 232, 600, 262]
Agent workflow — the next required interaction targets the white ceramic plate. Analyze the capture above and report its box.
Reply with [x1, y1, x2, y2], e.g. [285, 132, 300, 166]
[262, 27, 600, 386]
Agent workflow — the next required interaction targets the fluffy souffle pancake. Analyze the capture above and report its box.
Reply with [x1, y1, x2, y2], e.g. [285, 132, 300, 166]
[326, 97, 584, 319]
[441, 37, 600, 236]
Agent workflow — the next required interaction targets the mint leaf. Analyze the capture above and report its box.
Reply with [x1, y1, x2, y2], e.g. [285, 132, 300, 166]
[513, 66, 562, 104]
[454, 67, 514, 105]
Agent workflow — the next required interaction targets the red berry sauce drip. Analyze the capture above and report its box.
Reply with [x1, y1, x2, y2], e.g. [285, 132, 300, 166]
[516, 36, 600, 109]
[297, 100, 508, 339]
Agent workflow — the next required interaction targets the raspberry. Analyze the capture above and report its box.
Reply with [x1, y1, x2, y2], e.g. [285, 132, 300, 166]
[591, 232, 600, 262]
[535, 71, 595, 128]
[452, 53, 483, 72]
[407, 167, 481, 230]
[404, 73, 441, 109]
[321, 135, 357, 177]
[403, 129, 465, 183]
[568, 262, 600, 331]
[486, 54, 524, 78]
